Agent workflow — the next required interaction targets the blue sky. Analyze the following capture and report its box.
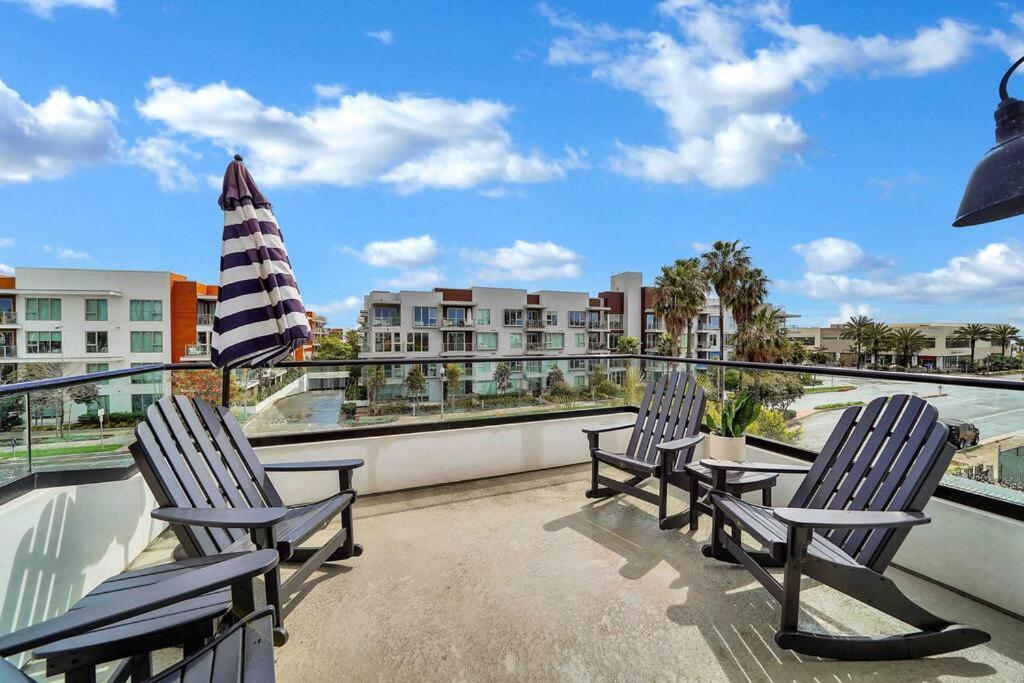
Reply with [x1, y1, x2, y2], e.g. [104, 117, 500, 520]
[3, 1, 1024, 327]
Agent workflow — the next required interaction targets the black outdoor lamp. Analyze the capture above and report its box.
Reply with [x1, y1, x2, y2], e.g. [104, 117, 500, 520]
[954, 55, 1024, 226]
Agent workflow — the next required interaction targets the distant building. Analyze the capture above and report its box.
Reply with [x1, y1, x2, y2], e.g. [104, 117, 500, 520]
[789, 323, 1004, 369]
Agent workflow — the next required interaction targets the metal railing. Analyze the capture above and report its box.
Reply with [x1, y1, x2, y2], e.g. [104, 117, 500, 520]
[442, 318, 473, 328]
[0, 345, 15, 358]
[4, 353, 1024, 522]
[587, 320, 608, 330]
[0, 312, 16, 325]
[196, 313, 214, 326]
[186, 344, 211, 357]
[526, 320, 546, 329]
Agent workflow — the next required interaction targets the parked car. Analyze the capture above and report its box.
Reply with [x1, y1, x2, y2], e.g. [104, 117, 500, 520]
[940, 418, 980, 449]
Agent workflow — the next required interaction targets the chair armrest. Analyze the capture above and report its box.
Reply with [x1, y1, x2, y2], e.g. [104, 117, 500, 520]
[582, 422, 634, 435]
[0, 550, 279, 658]
[700, 458, 811, 474]
[151, 506, 288, 529]
[772, 508, 929, 530]
[263, 458, 364, 472]
[655, 433, 705, 452]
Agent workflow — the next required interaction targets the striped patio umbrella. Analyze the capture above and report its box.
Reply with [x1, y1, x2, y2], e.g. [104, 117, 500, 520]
[211, 155, 311, 368]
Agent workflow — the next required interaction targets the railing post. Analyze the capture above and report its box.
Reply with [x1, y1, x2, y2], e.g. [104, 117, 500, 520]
[24, 392, 31, 474]
[221, 368, 231, 408]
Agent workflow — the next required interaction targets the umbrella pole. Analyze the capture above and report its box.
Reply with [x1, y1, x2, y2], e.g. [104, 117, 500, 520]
[221, 368, 231, 408]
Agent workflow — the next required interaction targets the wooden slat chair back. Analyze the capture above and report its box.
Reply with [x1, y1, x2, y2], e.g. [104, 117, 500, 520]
[584, 370, 708, 529]
[624, 372, 706, 468]
[787, 394, 952, 572]
[133, 396, 282, 558]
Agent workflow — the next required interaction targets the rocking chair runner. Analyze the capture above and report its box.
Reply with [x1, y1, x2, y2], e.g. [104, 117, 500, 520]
[701, 394, 990, 660]
[583, 371, 707, 529]
[130, 396, 364, 646]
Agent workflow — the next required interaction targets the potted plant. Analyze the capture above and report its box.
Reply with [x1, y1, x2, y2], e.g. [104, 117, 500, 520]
[705, 390, 761, 462]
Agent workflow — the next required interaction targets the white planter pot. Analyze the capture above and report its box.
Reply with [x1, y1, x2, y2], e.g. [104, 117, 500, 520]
[708, 433, 746, 462]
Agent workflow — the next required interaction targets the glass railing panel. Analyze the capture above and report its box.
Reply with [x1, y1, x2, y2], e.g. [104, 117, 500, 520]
[0, 393, 28, 485]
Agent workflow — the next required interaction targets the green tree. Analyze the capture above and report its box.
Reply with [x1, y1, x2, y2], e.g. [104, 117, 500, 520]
[864, 322, 893, 367]
[443, 363, 462, 405]
[546, 364, 566, 389]
[365, 365, 386, 414]
[494, 362, 512, 394]
[890, 327, 929, 369]
[314, 334, 351, 360]
[951, 323, 992, 370]
[989, 323, 1020, 358]
[724, 267, 769, 330]
[840, 315, 873, 368]
[701, 240, 751, 364]
[747, 408, 803, 444]
[404, 365, 426, 412]
[656, 333, 676, 356]
[734, 305, 787, 362]
[787, 339, 808, 365]
[588, 362, 612, 397]
[615, 335, 640, 354]
[653, 258, 707, 358]
[740, 371, 804, 413]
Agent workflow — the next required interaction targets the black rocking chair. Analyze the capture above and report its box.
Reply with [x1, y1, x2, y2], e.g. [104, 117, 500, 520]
[701, 394, 990, 660]
[130, 395, 364, 645]
[583, 371, 707, 529]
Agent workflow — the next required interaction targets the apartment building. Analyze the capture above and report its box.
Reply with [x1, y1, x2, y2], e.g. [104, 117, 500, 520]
[357, 272, 745, 401]
[789, 323, 1004, 369]
[0, 267, 217, 419]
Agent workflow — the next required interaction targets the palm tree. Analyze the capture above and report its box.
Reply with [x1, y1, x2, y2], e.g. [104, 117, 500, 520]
[702, 240, 751, 367]
[864, 322, 893, 367]
[734, 306, 788, 363]
[989, 323, 1020, 358]
[839, 315, 872, 368]
[724, 267, 769, 330]
[951, 324, 992, 370]
[890, 327, 929, 369]
[653, 258, 707, 358]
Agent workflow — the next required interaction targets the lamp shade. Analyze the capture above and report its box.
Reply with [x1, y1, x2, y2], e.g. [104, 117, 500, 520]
[954, 55, 1024, 227]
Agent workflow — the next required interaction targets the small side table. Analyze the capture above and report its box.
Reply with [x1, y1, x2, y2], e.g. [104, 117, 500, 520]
[684, 462, 778, 532]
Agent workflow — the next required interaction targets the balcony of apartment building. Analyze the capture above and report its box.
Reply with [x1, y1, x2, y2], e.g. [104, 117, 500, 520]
[5, 355, 1024, 680]
[370, 304, 401, 328]
[525, 331, 545, 352]
[587, 318, 608, 330]
[440, 311, 474, 329]
[184, 343, 211, 360]
[442, 332, 472, 353]
[525, 317, 546, 330]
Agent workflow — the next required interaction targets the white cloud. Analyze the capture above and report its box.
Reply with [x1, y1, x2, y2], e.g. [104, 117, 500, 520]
[0, 79, 120, 183]
[0, 264, 13, 275]
[2, 0, 114, 18]
[784, 241, 1024, 302]
[379, 268, 445, 290]
[478, 186, 525, 199]
[342, 235, 438, 268]
[827, 303, 872, 326]
[313, 83, 344, 99]
[366, 29, 394, 45]
[0, 238, 14, 248]
[130, 136, 198, 191]
[136, 77, 576, 192]
[691, 241, 711, 252]
[42, 244, 90, 260]
[986, 12, 1024, 59]
[306, 296, 361, 317]
[461, 240, 583, 282]
[543, 1, 977, 188]
[792, 237, 892, 274]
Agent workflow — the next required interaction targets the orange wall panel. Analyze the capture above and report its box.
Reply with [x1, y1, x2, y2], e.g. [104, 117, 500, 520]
[170, 280, 198, 363]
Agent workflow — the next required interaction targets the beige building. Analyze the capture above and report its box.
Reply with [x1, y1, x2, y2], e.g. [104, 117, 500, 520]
[789, 323, 1005, 369]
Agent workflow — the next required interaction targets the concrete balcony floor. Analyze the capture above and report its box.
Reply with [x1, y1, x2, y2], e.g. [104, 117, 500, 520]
[145, 465, 1024, 681]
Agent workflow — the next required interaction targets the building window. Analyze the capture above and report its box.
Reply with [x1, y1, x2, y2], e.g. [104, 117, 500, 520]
[546, 311, 558, 326]
[575, 332, 586, 348]
[608, 333, 621, 350]
[477, 308, 491, 325]
[130, 299, 163, 321]
[525, 360, 541, 374]
[569, 359, 587, 370]
[86, 395, 111, 416]
[130, 331, 163, 353]
[25, 298, 61, 321]
[503, 309, 524, 326]
[508, 361, 523, 373]
[372, 305, 400, 326]
[132, 394, 160, 413]
[375, 332, 401, 352]
[86, 331, 108, 353]
[545, 333, 564, 350]
[575, 375, 587, 388]
[413, 306, 437, 327]
[509, 332, 523, 349]
[85, 298, 107, 321]
[26, 331, 61, 353]
[568, 311, 586, 327]
[477, 332, 498, 350]
[86, 362, 109, 385]
[406, 332, 430, 352]
[131, 362, 162, 384]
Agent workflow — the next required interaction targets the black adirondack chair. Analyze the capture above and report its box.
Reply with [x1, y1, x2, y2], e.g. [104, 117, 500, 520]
[700, 395, 990, 660]
[583, 371, 707, 529]
[0, 550, 279, 682]
[130, 395, 364, 645]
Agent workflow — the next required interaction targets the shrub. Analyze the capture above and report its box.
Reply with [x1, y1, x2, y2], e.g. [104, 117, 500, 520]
[747, 408, 803, 445]
[724, 368, 742, 391]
